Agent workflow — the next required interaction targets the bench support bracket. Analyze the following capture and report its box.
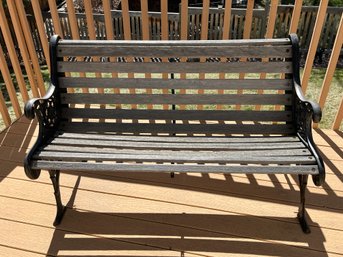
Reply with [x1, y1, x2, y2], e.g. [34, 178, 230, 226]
[297, 174, 310, 234]
[49, 170, 66, 226]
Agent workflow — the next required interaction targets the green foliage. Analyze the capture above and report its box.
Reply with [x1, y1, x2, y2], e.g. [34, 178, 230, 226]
[303, 0, 343, 6]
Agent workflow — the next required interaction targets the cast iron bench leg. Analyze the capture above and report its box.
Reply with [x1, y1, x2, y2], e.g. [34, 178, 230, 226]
[49, 170, 66, 226]
[297, 174, 311, 233]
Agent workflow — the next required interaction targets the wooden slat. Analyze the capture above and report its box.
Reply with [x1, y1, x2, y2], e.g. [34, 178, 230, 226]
[160, 0, 168, 40]
[34, 151, 316, 165]
[31, 160, 319, 174]
[301, 0, 328, 93]
[58, 133, 300, 143]
[48, 0, 63, 35]
[57, 61, 293, 73]
[332, 97, 343, 130]
[6, 1, 39, 98]
[103, 0, 119, 101]
[60, 122, 295, 134]
[60, 93, 292, 105]
[180, 0, 189, 40]
[84, 0, 104, 94]
[140, 0, 153, 109]
[41, 145, 311, 156]
[57, 43, 292, 58]
[49, 137, 304, 150]
[256, 0, 278, 111]
[314, 14, 343, 128]
[59, 77, 292, 90]
[15, 0, 46, 96]
[222, 0, 232, 39]
[0, 45, 22, 118]
[237, 0, 255, 109]
[61, 109, 293, 121]
[289, 0, 303, 34]
[59, 38, 291, 47]
[121, 0, 131, 40]
[65, 0, 88, 94]
[31, 0, 50, 71]
[50, 138, 306, 151]
[0, 1, 36, 99]
[121, 0, 137, 109]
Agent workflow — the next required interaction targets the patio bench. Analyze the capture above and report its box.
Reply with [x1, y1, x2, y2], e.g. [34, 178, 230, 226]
[24, 34, 325, 233]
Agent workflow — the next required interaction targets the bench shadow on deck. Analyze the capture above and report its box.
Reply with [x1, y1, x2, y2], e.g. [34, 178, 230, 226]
[1, 117, 342, 256]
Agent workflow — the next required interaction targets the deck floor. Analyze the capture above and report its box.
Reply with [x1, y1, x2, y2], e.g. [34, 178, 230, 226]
[0, 116, 342, 257]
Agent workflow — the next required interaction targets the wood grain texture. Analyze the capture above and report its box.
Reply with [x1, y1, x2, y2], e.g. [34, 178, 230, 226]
[59, 122, 295, 134]
[57, 44, 292, 58]
[60, 93, 292, 105]
[61, 109, 293, 121]
[58, 61, 293, 73]
[58, 77, 292, 90]
[31, 160, 319, 174]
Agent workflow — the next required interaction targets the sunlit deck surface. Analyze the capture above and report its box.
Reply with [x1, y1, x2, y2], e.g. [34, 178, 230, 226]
[0, 116, 342, 257]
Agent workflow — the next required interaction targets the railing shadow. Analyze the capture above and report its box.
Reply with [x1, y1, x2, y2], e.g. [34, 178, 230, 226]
[0, 117, 37, 182]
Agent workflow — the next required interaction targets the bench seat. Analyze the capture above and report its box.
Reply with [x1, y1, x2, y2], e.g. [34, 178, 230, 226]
[32, 132, 319, 174]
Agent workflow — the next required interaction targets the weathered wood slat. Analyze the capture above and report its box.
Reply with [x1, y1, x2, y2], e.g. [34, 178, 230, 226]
[50, 137, 302, 150]
[61, 93, 292, 105]
[58, 38, 291, 47]
[57, 61, 293, 73]
[57, 133, 300, 143]
[34, 151, 316, 164]
[58, 77, 292, 90]
[59, 122, 295, 134]
[41, 145, 310, 156]
[62, 109, 293, 121]
[31, 160, 319, 174]
[57, 44, 292, 58]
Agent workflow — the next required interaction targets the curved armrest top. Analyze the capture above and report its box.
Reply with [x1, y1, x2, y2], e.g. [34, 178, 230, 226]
[294, 82, 322, 123]
[24, 83, 56, 120]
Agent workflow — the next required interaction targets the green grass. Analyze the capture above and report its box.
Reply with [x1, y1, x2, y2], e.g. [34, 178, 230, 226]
[302, 68, 343, 130]
[1, 66, 342, 131]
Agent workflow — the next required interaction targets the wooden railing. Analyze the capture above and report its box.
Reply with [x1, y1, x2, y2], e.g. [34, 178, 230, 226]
[0, 0, 342, 131]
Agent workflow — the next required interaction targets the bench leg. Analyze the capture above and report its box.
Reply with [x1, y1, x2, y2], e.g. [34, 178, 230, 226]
[297, 174, 311, 234]
[49, 170, 66, 226]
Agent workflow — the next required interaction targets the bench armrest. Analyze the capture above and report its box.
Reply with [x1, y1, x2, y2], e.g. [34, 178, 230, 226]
[24, 83, 58, 120]
[24, 83, 60, 180]
[293, 81, 325, 186]
[294, 82, 321, 123]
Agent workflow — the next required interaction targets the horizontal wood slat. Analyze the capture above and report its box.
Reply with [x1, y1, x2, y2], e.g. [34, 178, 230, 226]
[41, 145, 311, 156]
[34, 151, 316, 165]
[59, 122, 295, 134]
[62, 109, 293, 121]
[61, 93, 292, 105]
[58, 39, 291, 48]
[57, 133, 300, 143]
[53, 132, 300, 149]
[31, 160, 319, 174]
[57, 45, 292, 58]
[57, 61, 293, 73]
[59, 78, 292, 90]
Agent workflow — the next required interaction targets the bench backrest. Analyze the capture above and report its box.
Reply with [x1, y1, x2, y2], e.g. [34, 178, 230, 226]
[53, 38, 296, 136]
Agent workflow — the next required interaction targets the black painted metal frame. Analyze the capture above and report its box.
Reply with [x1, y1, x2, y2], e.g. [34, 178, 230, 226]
[23, 34, 325, 232]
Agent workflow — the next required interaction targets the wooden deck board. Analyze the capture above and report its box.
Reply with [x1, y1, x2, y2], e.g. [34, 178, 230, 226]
[0, 116, 342, 257]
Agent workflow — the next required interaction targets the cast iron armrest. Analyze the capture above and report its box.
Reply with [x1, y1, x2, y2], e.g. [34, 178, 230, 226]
[294, 81, 321, 123]
[24, 83, 57, 120]
[24, 83, 60, 180]
[293, 81, 325, 186]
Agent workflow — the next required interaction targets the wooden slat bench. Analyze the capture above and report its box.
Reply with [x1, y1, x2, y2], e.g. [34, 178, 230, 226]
[24, 34, 325, 233]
